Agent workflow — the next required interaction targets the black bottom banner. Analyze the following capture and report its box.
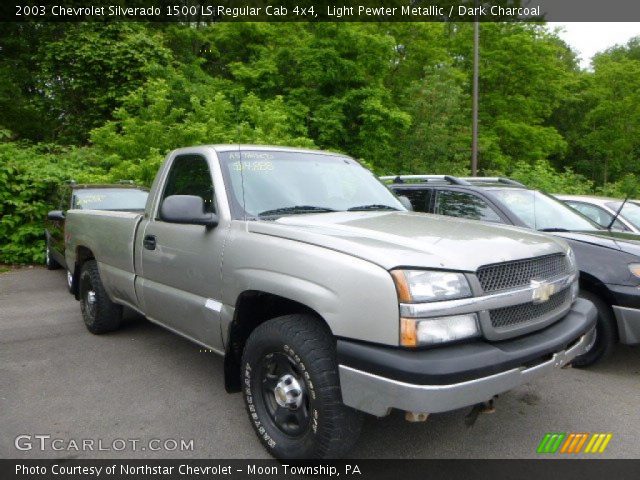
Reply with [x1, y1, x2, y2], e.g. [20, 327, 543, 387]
[3, 459, 640, 480]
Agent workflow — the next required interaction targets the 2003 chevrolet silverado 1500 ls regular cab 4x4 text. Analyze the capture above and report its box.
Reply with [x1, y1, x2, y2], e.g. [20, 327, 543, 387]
[64, 146, 597, 459]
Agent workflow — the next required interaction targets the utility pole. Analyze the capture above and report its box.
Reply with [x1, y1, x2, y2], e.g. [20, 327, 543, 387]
[471, 5, 479, 176]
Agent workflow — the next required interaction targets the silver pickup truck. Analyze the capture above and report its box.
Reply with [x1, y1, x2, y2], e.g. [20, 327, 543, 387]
[65, 145, 596, 459]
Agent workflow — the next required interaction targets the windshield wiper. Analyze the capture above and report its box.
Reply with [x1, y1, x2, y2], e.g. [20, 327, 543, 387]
[347, 204, 400, 212]
[257, 206, 337, 217]
[539, 227, 571, 232]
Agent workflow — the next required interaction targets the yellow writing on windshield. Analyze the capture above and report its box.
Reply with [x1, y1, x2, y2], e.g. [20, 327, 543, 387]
[232, 161, 274, 172]
[76, 194, 107, 206]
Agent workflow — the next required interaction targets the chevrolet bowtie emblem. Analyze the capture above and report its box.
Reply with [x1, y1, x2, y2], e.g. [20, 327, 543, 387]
[531, 279, 554, 304]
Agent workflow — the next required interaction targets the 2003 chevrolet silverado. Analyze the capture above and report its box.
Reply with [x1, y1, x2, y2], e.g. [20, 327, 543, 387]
[65, 145, 597, 459]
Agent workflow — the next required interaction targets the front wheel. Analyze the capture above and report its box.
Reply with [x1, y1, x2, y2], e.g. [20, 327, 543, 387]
[572, 290, 617, 367]
[241, 314, 363, 459]
[79, 260, 122, 334]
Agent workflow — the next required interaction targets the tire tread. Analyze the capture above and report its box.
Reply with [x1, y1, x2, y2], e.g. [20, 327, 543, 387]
[242, 314, 363, 459]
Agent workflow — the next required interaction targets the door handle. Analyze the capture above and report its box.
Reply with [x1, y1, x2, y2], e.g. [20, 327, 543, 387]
[143, 235, 157, 250]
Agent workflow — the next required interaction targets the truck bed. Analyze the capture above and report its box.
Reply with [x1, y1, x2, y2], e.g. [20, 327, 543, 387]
[65, 209, 143, 311]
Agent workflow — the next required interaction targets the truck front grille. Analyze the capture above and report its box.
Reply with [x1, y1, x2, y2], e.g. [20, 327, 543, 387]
[477, 253, 569, 293]
[489, 288, 571, 330]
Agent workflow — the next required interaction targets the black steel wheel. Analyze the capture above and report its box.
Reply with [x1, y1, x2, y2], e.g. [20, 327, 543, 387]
[241, 314, 363, 459]
[79, 260, 122, 334]
[258, 351, 311, 437]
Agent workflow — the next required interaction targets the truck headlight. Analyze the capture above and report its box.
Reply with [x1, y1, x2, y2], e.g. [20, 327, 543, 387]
[566, 248, 579, 301]
[391, 269, 472, 303]
[400, 314, 480, 347]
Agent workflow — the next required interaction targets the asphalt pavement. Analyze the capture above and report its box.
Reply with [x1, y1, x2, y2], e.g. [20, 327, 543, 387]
[1, 267, 638, 459]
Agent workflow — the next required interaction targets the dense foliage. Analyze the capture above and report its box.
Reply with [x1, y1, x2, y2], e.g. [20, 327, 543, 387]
[1, 22, 639, 263]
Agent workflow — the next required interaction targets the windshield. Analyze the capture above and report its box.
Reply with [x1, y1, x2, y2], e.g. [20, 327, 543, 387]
[490, 189, 599, 231]
[218, 150, 404, 219]
[606, 201, 640, 229]
[72, 188, 149, 211]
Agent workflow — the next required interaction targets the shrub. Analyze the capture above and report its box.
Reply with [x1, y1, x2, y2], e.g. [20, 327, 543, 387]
[495, 159, 595, 194]
[0, 143, 106, 264]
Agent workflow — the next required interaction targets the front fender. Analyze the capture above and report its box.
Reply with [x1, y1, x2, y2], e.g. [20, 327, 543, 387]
[222, 226, 401, 346]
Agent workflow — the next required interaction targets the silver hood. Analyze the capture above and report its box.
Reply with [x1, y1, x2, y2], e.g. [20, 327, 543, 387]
[248, 211, 568, 271]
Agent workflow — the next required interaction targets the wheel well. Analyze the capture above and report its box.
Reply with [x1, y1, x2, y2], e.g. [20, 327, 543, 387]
[578, 273, 619, 341]
[223, 291, 327, 393]
[579, 273, 614, 305]
[72, 246, 95, 299]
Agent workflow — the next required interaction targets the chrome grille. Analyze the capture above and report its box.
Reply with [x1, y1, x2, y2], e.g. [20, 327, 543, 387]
[489, 288, 571, 330]
[477, 254, 569, 293]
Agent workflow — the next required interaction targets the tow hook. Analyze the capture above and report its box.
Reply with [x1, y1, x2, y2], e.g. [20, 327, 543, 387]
[465, 396, 498, 426]
[481, 397, 496, 414]
[405, 411, 429, 422]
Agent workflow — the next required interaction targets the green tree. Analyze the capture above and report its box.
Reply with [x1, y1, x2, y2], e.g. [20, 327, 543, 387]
[36, 23, 172, 143]
[578, 49, 640, 185]
[450, 23, 575, 171]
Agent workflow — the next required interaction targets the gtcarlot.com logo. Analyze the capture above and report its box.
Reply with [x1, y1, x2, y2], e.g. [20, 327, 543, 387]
[15, 435, 194, 452]
[537, 432, 613, 454]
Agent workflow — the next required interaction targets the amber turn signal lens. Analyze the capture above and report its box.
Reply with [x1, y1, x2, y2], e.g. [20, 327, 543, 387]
[390, 270, 412, 303]
[400, 317, 417, 347]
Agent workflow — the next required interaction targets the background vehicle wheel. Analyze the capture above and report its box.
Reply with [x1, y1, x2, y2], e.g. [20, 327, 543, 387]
[45, 239, 61, 270]
[67, 269, 74, 293]
[241, 314, 363, 459]
[79, 260, 122, 334]
[572, 290, 617, 368]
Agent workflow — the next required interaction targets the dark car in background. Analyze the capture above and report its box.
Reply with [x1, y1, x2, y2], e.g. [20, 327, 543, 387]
[45, 183, 149, 284]
[384, 175, 640, 366]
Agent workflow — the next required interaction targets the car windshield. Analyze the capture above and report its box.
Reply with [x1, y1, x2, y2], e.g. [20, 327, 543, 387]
[606, 201, 640, 229]
[72, 188, 149, 210]
[218, 150, 404, 219]
[490, 189, 600, 231]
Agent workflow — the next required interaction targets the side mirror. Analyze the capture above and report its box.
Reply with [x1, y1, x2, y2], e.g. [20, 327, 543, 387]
[397, 195, 413, 211]
[160, 195, 218, 228]
[47, 210, 65, 221]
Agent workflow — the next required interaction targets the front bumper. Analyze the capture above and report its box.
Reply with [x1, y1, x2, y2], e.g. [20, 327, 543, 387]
[338, 298, 597, 417]
[612, 306, 640, 345]
[601, 284, 640, 345]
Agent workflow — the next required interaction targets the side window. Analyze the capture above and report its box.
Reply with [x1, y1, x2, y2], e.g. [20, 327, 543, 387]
[568, 202, 627, 230]
[435, 190, 503, 223]
[394, 189, 431, 213]
[162, 154, 215, 214]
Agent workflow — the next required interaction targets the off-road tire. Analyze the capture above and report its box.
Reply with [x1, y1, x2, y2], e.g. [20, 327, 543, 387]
[241, 314, 363, 459]
[572, 290, 617, 367]
[79, 260, 122, 334]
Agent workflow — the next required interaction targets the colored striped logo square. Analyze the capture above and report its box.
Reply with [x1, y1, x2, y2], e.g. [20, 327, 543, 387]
[537, 433, 612, 454]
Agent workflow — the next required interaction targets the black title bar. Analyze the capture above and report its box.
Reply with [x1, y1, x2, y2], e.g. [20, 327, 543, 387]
[2, 0, 640, 22]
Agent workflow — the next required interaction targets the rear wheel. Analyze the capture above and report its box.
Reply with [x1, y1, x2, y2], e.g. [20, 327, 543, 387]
[45, 238, 61, 270]
[79, 260, 122, 334]
[241, 314, 363, 459]
[572, 290, 616, 367]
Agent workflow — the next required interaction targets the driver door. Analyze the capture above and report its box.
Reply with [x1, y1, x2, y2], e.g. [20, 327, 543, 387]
[139, 153, 227, 352]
